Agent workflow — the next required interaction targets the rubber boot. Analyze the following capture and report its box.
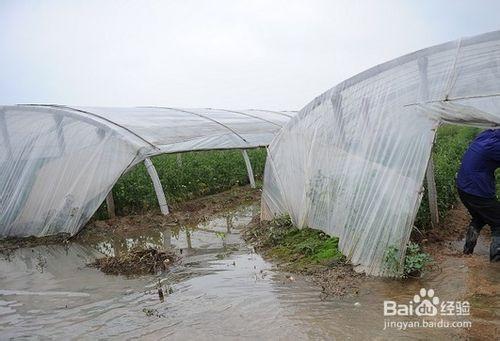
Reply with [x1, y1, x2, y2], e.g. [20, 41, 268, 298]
[490, 236, 500, 262]
[463, 225, 480, 255]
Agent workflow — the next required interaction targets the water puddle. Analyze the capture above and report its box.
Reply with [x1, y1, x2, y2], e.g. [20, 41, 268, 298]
[0, 204, 498, 339]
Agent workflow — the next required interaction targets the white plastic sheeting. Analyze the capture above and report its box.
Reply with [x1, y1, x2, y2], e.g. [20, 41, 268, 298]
[262, 30, 500, 276]
[0, 105, 294, 237]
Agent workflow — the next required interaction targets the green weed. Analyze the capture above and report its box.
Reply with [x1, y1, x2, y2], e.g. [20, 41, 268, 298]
[415, 125, 481, 229]
[246, 215, 344, 272]
[385, 242, 433, 278]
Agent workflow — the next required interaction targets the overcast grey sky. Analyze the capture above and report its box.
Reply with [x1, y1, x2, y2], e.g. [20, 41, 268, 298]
[1, 0, 499, 110]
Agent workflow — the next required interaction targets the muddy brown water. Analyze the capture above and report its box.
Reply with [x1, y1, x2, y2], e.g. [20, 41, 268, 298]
[0, 204, 498, 340]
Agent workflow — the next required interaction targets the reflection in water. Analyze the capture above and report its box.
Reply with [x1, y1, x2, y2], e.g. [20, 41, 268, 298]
[163, 227, 171, 249]
[185, 229, 192, 251]
[88, 211, 239, 259]
[0, 204, 498, 339]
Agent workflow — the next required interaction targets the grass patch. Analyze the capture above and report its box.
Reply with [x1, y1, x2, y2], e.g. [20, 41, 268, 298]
[244, 215, 344, 272]
[244, 215, 362, 296]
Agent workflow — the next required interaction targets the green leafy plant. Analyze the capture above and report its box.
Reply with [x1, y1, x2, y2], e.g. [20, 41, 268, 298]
[384, 245, 401, 275]
[415, 125, 481, 229]
[265, 214, 295, 247]
[385, 242, 433, 278]
[94, 148, 267, 219]
[214, 231, 226, 240]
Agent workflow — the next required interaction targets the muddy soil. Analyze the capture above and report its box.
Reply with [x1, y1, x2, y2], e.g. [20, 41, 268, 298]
[243, 217, 364, 297]
[243, 194, 499, 339]
[0, 185, 260, 254]
[77, 185, 260, 242]
[0, 187, 498, 339]
[420, 202, 497, 297]
[0, 234, 71, 254]
[420, 203, 499, 339]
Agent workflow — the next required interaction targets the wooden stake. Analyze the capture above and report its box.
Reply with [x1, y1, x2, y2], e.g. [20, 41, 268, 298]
[419, 56, 439, 227]
[106, 191, 116, 219]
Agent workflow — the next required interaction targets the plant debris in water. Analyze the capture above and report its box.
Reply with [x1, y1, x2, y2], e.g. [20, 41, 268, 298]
[142, 308, 165, 318]
[244, 215, 363, 296]
[90, 247, 178, 276]
[0, 234, 71, 254]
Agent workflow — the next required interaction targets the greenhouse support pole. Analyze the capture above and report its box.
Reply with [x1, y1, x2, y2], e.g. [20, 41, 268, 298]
[241, 149, 256, 188]
[144, 157, 169, 215]
[176, 153, 183, 167]
[419, 56, 439, 227]
[106, 191, 116, 219]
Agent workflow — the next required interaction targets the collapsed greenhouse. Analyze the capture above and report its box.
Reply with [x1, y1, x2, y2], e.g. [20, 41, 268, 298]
[261, 30, 500, 276]
[0, 105, 294, 237]
[1, 31, 499, 277]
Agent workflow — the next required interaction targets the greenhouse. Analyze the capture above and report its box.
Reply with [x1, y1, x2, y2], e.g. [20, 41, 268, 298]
[262, 30, 500, 276]
[0, 105, 294, 237]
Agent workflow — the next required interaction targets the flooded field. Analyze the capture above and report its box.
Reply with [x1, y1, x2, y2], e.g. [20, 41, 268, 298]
[0, 203, 498, 340]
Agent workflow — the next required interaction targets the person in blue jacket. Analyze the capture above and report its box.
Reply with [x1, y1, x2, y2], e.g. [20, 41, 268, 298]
[456, 129, 500, 261]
